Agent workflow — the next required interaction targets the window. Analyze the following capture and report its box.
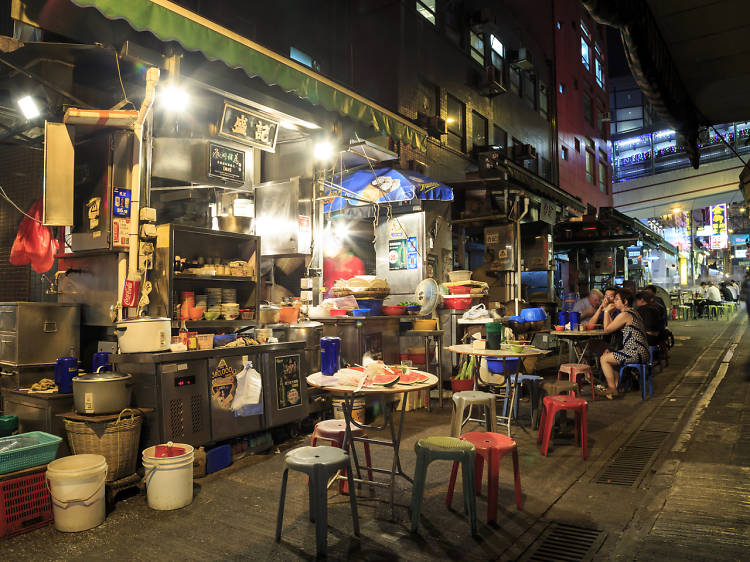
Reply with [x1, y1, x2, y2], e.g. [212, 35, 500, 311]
[290, 47, 319, 71]
[522, 72, 536, 108]
[583, 92, 593, 125]
[510, 66, 521, 95]
[580, 20, 590, 39]
[539, 82, 548, 120]
[446, 94, 465, 151]
[574, 138, 581, 152]
[541, 157, 551, 180]
[595, 58, 604, 88]
[511, 137, 522, 162]
[561, 146, 569, 161]
[586, 137, 595, 184]
[556, 21, 562, 30]
[470, 31, 485, 65]
[559, 82, 565, 95]
[490, 35, 504, 73]
[417, 79, 438, 116]
[416, 0, 436, 25]
[493, 125, 508, 154]
[472, 111, 488, 148]
[599, 151, 608, 192]
[524, 154, 538, 174]
[581, 37, 590, 70]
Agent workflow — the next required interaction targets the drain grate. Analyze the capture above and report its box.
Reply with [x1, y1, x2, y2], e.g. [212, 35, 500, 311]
[595, 431, 669, 486]
[520, 522, 606, 561]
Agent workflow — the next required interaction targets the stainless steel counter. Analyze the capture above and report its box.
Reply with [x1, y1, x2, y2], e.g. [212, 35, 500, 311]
[112, 341, 305, 364]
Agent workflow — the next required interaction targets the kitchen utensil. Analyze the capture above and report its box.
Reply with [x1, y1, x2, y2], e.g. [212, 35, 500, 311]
[558, 311, 568, 326]
[217, 215, 254, 234]
[352, 308, 370, 317]
[197, 334, 214, 350]
[412, 319, 437, 330]
[72, 369, 133, 414]
[569, 311, 580, 331]
[382, 305, 407, 316]
[448, 270, 472, 282]
[258, 304, 280, 324]
[554, 325, 565, 331]
[320, 337, 341, 375]
[448, 285, 472, 294]
[54, 357, 77, 394]
[92, 352, 111, 373]
[442, 295, 472, 309]
[486, 357, 519, 374]
[115, 317, 171, 353]
[329, 309, 347, 316]
[278, 306, 299, 323]
[520, 308, 547, 322]
[509, 344, 525, 353]
[356, 299, 382, 316]
[485, 322, 504, 350]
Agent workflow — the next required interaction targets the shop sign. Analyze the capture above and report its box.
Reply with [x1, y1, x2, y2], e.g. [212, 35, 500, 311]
[539, 199, 556, 224]
[709, 203, 728, 250]
[211, 358, 238, 411]
[275, 354, 301, 410]
[219, 102, 279, 152]
[113, 188, 131, 217]
[208, 142, 245, 182]
[389, 236, 418, 270]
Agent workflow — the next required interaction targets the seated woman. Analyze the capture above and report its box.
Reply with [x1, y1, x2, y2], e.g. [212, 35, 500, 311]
[599, 288, 650, 399]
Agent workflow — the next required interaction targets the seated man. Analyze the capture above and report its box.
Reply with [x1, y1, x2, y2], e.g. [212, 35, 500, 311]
[572, 289, 603, 323]
[644, 285, 668, 326]
[635, 291, 666, 347]
[719, 282, 733, 302]
[587, 286, 618, 327]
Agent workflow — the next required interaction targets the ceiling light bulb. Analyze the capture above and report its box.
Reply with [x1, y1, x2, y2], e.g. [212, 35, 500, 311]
[160, 85, 189, 111]
[314, 141, 334, 161]
[17, 96, 40, 120]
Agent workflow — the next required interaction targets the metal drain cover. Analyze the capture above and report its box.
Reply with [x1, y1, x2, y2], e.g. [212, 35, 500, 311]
[520, 522, 606, 561]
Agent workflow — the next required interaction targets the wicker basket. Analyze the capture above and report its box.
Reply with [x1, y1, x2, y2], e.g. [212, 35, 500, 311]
[63, 409, 143, 482]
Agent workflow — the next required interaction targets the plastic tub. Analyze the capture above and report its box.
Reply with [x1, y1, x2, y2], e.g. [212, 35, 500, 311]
[520, 307, 547, 322]
[382, 305, 407, 316]
[443, 295, 472, 309]
[46, 454, 107, 532]
[206, 444, 232, 474]
[142, 443, 194, 510]
[351, 308, 371, 317]
[0, 432, 62, 474]
[412, 319, 437, 330]
[409, 353, 426, 365]
[278, 306, 299, 324]
[448, 285, 472, 294]
[406, 305, 421, 315]
[329, 309, 347, 317]
[213, 334, 237, 347]
[448, 270, 472, 282]
[332, 398, 365, 424]
[356, 299, 382, 316]
[485, 357, 519, 374]
[197, 334, 214, 350]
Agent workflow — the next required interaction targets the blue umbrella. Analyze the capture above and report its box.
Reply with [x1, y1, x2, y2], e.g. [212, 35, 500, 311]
[323, 167, 453, 213]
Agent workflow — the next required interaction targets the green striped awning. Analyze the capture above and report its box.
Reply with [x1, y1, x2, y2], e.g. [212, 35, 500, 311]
[69, 0, 427, 151]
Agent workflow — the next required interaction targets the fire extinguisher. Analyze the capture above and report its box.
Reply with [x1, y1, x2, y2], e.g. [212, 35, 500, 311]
[671, 306, 677, 320]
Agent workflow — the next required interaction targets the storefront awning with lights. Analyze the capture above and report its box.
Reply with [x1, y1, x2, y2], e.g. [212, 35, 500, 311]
[14, 0, 428, 151]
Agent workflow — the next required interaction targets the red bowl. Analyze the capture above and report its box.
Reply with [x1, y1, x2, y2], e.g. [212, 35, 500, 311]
[329, 309, 347, 316]
[443, 296, 472, 309]
[554, 325, 565, 331]
[449, 285, 472, 294]
[382, 305, 407, 316]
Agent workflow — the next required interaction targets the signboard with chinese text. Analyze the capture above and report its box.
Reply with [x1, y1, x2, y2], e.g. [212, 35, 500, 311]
[710, 203, 728, 250]
[208, 142, 245, 182]
[219, 102, 279, 152]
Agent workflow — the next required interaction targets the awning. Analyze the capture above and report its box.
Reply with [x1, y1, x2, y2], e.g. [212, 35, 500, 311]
[323, 167, 453, 213]
[66, 0, 427, 151]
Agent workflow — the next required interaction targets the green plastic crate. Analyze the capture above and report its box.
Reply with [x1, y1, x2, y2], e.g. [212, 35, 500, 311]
[0, 432, 62, 474]
[0, 416, 18, 437]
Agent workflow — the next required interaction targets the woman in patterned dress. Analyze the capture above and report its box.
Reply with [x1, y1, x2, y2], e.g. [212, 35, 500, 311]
[599, 288, 650, 398]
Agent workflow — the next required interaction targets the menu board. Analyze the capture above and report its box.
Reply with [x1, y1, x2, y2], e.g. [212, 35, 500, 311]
[275, 354, 301, 410]
[208, 142, 244, 182]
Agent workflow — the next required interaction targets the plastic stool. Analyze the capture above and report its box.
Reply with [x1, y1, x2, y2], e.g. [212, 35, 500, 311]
[451, 391, 498, 437]
[276, 446, 359, 557]
[618, 363, 652, 400]
[503, 374, 543, 425]
[311, 419, 373, 493]
[708, 304, 720, 320]
[410, 436, 477, 535]
[537, 395, 588, 459]
[446, 432, 522, 524]
[557, 363, 595, 401]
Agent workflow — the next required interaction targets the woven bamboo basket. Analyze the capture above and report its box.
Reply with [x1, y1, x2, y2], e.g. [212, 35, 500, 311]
[63, 409, 143, 482]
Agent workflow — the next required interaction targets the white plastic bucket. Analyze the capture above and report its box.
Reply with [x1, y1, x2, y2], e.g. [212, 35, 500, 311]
[142, 443, 194, 510]
[46, 454, 108, 532]
[332, 398, 366, 424]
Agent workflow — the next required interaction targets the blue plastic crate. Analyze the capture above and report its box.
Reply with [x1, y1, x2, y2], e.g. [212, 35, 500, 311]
[0, 432, 62, 475]
[206, 444, 232, 474]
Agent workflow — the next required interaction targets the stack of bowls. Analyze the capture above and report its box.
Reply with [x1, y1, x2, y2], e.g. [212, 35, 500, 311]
[206, 288, 223, 320]
[222, 288, 237, 304]
[221, 303, 240, 320]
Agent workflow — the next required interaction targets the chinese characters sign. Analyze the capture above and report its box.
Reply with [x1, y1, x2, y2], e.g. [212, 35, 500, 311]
[208, 142, 245, 182]
[219, 102, 279, 152]
[710, 203, 728, 250]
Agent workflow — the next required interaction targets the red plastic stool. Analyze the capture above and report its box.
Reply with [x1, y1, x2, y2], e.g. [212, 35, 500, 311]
[311, 419, 373, 493]
[536, 395, 588, 459]
[557, 363, 596, 401]
[445, 432, 523, 524]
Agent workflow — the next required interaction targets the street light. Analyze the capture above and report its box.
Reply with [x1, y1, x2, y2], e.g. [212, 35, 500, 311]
[17, 96, 40, 120]
[160, 84, 189, 111]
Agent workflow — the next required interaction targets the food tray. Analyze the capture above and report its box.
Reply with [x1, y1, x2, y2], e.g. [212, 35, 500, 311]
[0, 432, 62, 475]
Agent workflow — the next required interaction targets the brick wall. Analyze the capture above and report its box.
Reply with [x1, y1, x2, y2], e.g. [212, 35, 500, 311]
[0, 144, 55, 302]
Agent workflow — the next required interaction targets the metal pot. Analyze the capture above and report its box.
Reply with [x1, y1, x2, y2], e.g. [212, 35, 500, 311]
[258, 304, 280, 325]
[72, 371, 133, 414]
[115, 317, 171, 353]
[286, 322, 323, 373]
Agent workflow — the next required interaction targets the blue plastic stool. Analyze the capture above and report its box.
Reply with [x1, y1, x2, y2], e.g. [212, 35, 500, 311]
[618, 364, 652, 400]
[503, 374, 543, 425]
[648, 346, 662, 374]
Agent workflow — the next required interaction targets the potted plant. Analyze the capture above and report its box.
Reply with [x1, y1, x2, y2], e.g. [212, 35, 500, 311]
[450, 355, 475, 393]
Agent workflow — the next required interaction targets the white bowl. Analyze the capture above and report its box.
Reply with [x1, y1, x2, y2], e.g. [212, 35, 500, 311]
[448, 270, 472, 282]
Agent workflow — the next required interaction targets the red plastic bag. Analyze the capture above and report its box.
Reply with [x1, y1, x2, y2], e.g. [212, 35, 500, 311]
[9, 199, 57, 273]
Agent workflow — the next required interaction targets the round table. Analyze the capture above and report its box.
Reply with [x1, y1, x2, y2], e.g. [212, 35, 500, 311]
[550, 329, 608, 363]
[306, 370, 437, 519]
[447, 345, 550, 433]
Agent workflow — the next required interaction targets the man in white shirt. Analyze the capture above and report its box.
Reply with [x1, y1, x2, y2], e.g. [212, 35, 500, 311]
[728, 280, 739, 301]
[572, 289, 603, 321]
[706, 282, 722, 303]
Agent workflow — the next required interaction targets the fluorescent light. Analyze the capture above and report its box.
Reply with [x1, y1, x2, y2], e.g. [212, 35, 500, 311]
[160, 85, 189, 111]
[671, 207, 681, 213]
[314, 141, 334, 161]
[279, 120, 298, 130]
[17, 96, 40, 120]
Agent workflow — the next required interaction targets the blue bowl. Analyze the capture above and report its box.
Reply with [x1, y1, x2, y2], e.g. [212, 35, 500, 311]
[406, 305, 421, 314]
[213, 334, 238, 347]
[352, 308, 371, 317]
[486, 357, 519, 374]
[520, 308, 547, 322]
[508, 316, 525, 323]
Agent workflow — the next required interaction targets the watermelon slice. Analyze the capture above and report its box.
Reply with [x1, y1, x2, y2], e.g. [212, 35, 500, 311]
[397, 371, 430, 385]
[372, 370, 400, 386]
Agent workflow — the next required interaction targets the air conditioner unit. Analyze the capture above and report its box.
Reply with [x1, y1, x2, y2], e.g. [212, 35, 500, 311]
[479, 66, 506, 97]
[513, 143, 537, 161]
[478, 149, 505, 178]
[511, 47, 534, 71]
[599, 111, 612, 122]
[417, 112, 446, 138]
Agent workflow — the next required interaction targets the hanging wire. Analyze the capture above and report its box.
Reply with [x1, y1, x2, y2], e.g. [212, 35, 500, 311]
[0, 184, 43, 223]
[114, 52, 136, 110]
[706, 124, 748, 168]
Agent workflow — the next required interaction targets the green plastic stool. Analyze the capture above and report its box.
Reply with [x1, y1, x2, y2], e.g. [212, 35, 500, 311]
[708, 304, 720, 320]
[410, 436, 478, 535]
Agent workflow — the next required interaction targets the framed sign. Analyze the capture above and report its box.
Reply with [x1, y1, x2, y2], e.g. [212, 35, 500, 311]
[275, 354, 301, 410]
[208, 142, 245, 182]
[219, 102, 279, 152]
